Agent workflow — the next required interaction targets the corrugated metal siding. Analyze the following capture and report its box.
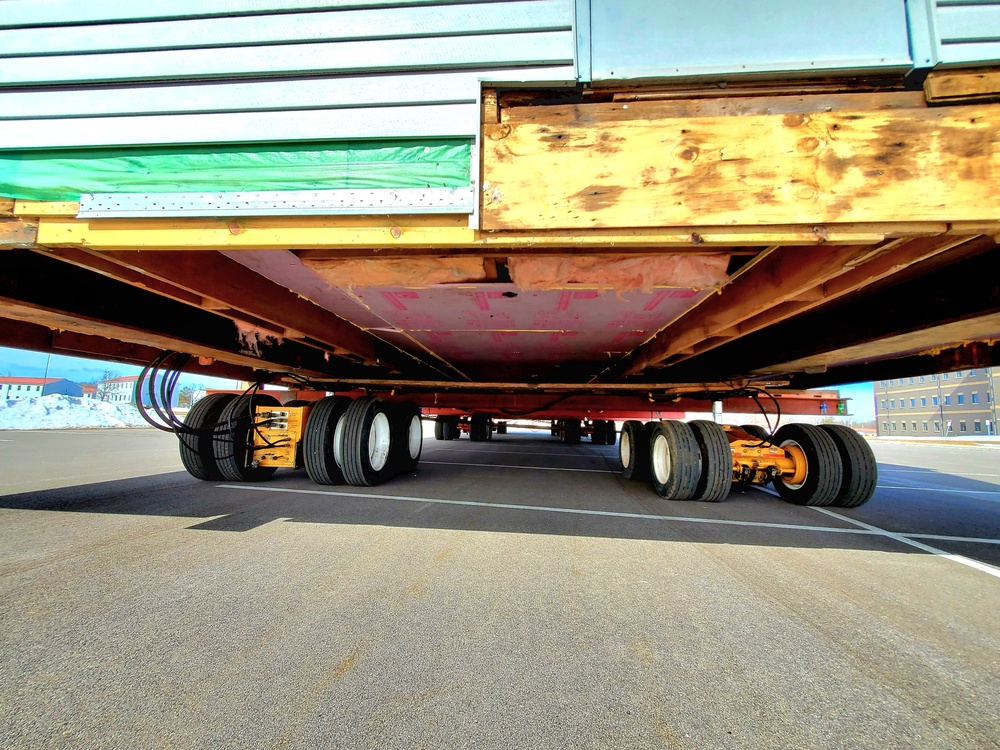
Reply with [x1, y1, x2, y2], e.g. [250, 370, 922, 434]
[0, 0, 576, 150]
[935, 0, 1000, 65]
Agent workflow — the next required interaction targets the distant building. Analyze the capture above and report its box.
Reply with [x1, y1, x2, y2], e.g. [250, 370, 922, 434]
[98, 375, 139, 404]
[875, 369, 1000, 437]
[0, 377, 83, 401]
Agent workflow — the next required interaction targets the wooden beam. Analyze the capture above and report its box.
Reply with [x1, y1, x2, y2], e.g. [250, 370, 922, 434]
[925, 67, 1000, 104]
[0, 318, 268, 383]
[505, 91, 927, 125]
[97, 250, 406, 368]
[36, 215, 477, 250]
[668, 234, 982, 364]
[0, 199, 15, 217]
[0, 218, 38, 248]
[0, 253, 389, 380]
[32, 246, 205, 307]
[482, 102, 1000, 231]
[605, 243, 883, 380]
[666, 244, 1000, 382]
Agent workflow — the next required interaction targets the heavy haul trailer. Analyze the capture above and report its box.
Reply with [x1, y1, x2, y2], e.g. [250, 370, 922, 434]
[2, 0, 1000, 508]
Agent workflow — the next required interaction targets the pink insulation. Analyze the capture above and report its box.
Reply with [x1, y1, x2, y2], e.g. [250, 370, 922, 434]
[507, 254, 730, 293]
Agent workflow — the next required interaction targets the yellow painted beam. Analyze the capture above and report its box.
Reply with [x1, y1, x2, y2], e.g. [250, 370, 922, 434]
[13, 201, 80, 217]
[482, 103, 1000, 231]
[36, 215, 478, 250]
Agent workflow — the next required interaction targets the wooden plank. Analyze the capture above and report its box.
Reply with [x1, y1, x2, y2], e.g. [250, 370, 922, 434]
[36, 215, 477, 250]
[482, 103, 1000, 231]
[0, 297, 333, 378]
[0, 218, 38, 248]
[13, 201, 80, 217]
[606, 244, 884, 380]
[673, 234, 986, 364]
[98, 250, 393, 365]
[31, 246, 205, 308]
[0, 199, 15, 217]
[925, 67, 1000, 103]
[503, 92, 928, 125]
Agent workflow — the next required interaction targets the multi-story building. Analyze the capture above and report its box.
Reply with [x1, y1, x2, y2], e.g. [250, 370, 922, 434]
[0, 377, 83, 401]
[97, 375, 139, 404]
[874, 369, 1000, 437]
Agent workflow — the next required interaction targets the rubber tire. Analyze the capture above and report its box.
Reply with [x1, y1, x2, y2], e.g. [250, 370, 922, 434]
[391, 402, 423, 474]
[562, 419, 582, 445]
[303, 396, 351, 485]
[740, 424, 770, 442]
[339, 397, 395, 487]
[604, 420, 617, 446]
[496, 422, 507, 435]
[591, 420, 607, 445]
[283, 399, 312, 407]
[213, 393, 282, 482]
[649, 421, 702, 501]
[818, 424, 878, 508]
[772, 423, 843, 506]
[470, 413, 492, 442]
[440, 416, 460, 440]
[434, 418, 445, 441]
[179, 393, 236, 481]
[688, 420, 732, 503]
[619, 420, 651, 481]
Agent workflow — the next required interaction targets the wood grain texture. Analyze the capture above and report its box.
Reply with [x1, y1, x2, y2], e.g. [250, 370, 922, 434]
[482, 103, 1000, 231]
[925, 68, 1000, 103]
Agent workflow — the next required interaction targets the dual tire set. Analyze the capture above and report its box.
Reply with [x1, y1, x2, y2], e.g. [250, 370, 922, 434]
[178, 393, 422, 487]
[619, 420, 877, 507]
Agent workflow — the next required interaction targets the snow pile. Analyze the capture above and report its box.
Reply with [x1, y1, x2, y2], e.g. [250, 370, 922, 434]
[0, 394, 156, 430]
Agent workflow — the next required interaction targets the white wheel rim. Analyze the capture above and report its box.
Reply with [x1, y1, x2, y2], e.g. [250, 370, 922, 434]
[780, 439, 807, 489]
[652, 433, 671, 485]
[368, 411, 391, 471]
[620, 430, 631, 468]
[333, 416, 345, 468]
[407, 415, 422, 459]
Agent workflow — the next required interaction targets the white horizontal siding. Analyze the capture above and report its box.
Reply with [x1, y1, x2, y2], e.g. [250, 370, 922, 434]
[0, 104, 482, 149]
[0, 0, 520, 28]
[0, 68, 572, 120]
[0, 1, 570, 56]
[935, 1, 1000, 64]
[0, 0, 577, 150]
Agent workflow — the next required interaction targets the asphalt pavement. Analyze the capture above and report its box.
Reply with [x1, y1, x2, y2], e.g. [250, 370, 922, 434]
[1, 428, 998, 749]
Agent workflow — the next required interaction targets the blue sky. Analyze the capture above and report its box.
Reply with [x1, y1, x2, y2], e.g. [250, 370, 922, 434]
[0, 345, 877, 420]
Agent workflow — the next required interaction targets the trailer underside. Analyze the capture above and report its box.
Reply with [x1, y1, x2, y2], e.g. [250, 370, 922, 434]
[2, 72, 999, 506]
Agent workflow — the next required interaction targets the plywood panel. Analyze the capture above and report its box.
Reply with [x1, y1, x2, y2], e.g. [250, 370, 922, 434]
[482, 104, 1000, 230]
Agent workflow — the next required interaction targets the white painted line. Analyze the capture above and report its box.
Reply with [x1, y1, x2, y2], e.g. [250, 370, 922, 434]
[421, 460, 616, 474]
[219, 483, 884, 536]
[424, 447, 610, 459]
[882, 469, 1000, 478]
[877, 485, 1000, 497]
[811, 507, 1000, 580]
[906, 532, 1000, 546]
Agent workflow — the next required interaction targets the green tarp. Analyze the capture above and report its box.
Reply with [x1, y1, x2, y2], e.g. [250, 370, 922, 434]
[0, 139, 472, 201]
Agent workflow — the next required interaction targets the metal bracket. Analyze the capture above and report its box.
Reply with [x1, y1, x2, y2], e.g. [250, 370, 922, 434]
[78, 187, 476, 218]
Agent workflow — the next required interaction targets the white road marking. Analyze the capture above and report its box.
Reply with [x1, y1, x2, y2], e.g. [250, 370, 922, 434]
[220, 484, 884, 536]
[877, 485, 1000, 497]
[421, 460, 616, 474]
[811, 507, 1000, 580]
[906, 532, 1000, 546]
[882, 469, 1000, 478]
